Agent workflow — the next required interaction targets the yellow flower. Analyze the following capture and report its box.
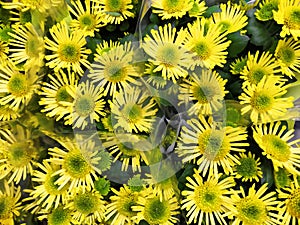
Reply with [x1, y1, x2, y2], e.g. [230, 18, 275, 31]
[176, 116, 249, 176]
[142, 23, 194, 83]
[181, 169, 235, 225]
[255, 0, 279, 21]
[8, 23, 45, 70]
[151, 0, 194, 20]
[0, 105, 20, 121]
[252, 121, 300, 175]
[38, 206, 75, 225]
[68, 0, 107, 37]
[109, 86, 158, 133]
[178, 69, 228, 116]
[230, 56, 247, 75]
[227, 183, 281, 225]
[1, 0, 51, 13]
[45, 21, 92, 75]
[273, 0, 300, 40]
[188, 0, 207, 18]
[275, 37, 300, 77]
[239, 76, 294, 124]
[182, 18, 231, 69]
[89, 42, 140, 97]
[211, 2, 248, 33]
[99, 0, 134, 24]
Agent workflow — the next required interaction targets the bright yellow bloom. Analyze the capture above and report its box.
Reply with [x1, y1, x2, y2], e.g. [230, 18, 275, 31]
[188, 0, 207, 18]
[45, 21, 92, 75]
[38, 207, 75, 225]
[255, 0, 279, 21]
[239, 76, 294, 124]
[181, 169, 235, 225]
[0, 105, 20, 121]
[230, 56, 247, 75]
[252, 121, 300, 175]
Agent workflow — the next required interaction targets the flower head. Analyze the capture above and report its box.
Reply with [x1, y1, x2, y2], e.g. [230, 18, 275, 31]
[255, 0, 279, 21]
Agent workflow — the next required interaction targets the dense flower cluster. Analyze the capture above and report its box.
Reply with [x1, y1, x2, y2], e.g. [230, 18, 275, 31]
[0, 0, 300, 224]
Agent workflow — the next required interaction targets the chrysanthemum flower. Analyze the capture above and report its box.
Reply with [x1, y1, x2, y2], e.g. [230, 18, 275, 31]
[45, 21, 92, 75]
[23, 161, 69, 213]
[39, 70, 78, 125]
[252, 121, 300, 175]
[176, 116, 249, 176]
[101, 133, 149, 172]
[63, 80, 106, 129]
[188, 0, 207, 17]
[47, 138, 103, 192]
[240, 51, 281, 87]
[151, 0, 193, 19]
[0, 41, 9, 65]
[132, 187, 180, 225]
[255, 0, 279, 21]
[105, 185, 140, 225]
[38, 206, 75, 225]
[178, 69, 228, 116]
[239, 76, 294, 124]
[110, 86, 158, 133]
[277, 178, 300, 224]
[68, 0, 106, 37]
[275, 37, 300, 77]
[89, 42, 140, 97]
[232, 151, 263, 182]
[8, 23, 45, 70]
[0, 180, 22, 223]
[227, 183, 281, 225]
[230, 56, 247, 75]
[273, 0, 300, 40]
[0, 60, 40, 110]
[211, 2, 248, 33]
[142, 23, 194, 83]
[181, 169, 235, 225]
[0, 105, 20, 121]
[98, 0, 134, 24]
[0, 127, 38, 184]
[65, 190, 106, 224]
[182, 18, 231, 69]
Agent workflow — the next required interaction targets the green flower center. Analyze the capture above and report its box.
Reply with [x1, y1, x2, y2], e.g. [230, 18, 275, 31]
[48, 207, 72, 225]
[256, 1, 278, 21]
[287, 188, 300, 218]
[193, 85, 215, 103]
[123, 104, 143, 123]
[248, 67, 267, 85]
[162, 0, 183, 13]
[7, 73, 28, 97]
[63, 152, 91, 178]
[19, 10, 32, 24]
[251, 92, 273, 112]
[194, 183, 222, 212]
[8, 142, 32, 167]
[58, 43, 80, 63]
[118, 194, 137, 217]
[287, 8, 300, 28]
[79, 14, 95, 30]
[44, 173, 68, 195]
[231, 59, 247, 74]
[144, 197, 170, 224]
[261, 134, 291, 162]
[0, 197, 13, 220]
[117, 142, 140, 157]
[25, 37, 41, 57]
[236, 157, 258, 178]
[198, 129, 230, 161]
[73, 192, 100, 215]
[105, 62, 127, 82]
[277, 47, 295, 65]
[218, 21, 231, 33]
[274, 168, 290, 188]
[157, 44, 180, 67]
[56, 86, 73, 103]
[105, 0, 122, 12]
[192, 41, 210, 60]
[74, 95, 95, 117]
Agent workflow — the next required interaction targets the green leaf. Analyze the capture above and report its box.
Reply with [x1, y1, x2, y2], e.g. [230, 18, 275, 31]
[202, 5, 221, 18]
[94, 177, 110, 196]
[227, 32, 250, 57]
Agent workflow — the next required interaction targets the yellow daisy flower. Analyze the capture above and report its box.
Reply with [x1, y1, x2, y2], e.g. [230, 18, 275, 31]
[240, 51, 281, 87]
[0, 180, 22, 223]
[211, 2, 248, 33]
[23, 161, 69, 213]
[0, 105, 20, 121]
[37, 206, 75, 225]
[0, 60, 40, 111]
[151, 0, 193, 20]
[105, 185, 140, 225]
[178, 69, 228, 116]
[44, 21, 92, 75]
[68, 0, 107, 37]
[39, 70, 78, 125]
[109, 86, 158, 133]
[142, 23, 194, 83]
[176, 116, 249, 176]
[239, 76, 294, 124]
[132, 187, 180, 225]
[8, 23, 45, 70]
[255, 0, 279, 21]
[275, 37, 300, 77]
[230, 56, 247, 75]
[252, 121, 300, 175]
[63, 80, 106, 130]
[99, 0, 135, 24]
[181, 169, 235, 225]
[232, 151, 263, 182]
[182, 18, 231, 69]
[188, 0, 207, 18]
[227, 183, 281, 225]
[89, 42, 140, 97]
[0, 127, 38, 184]
[277, 178, 300, 224]
[47, 138, 103, 192]
[273, 0, 300, 40]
